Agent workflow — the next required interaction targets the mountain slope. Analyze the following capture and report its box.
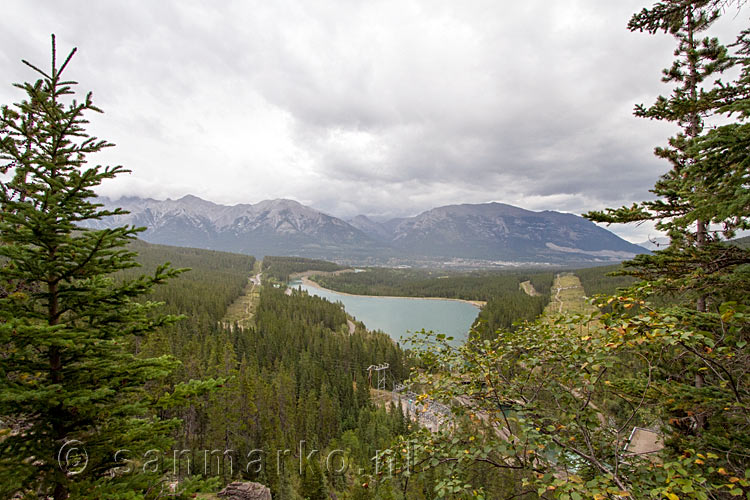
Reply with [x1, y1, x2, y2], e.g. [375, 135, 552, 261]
[353, 203, 645, 262]
[90, 196, 646, 265]
[90, 195, 382, 258]
[347, 215, 393, 240]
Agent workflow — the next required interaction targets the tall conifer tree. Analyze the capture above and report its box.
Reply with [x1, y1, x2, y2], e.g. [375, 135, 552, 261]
[582, 0, 750, 487]
[0, 36, 187, 499]
[586, 1, 748, 307]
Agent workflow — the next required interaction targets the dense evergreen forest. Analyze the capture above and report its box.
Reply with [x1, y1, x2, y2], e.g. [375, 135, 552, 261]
[262, 256, 347, 282]
[120, 239, 256, 320]
[114, 243, 413, 498]
[9, 226, 723, 499]
[572, 263, 637, 296]
[124, 243, 644, 497]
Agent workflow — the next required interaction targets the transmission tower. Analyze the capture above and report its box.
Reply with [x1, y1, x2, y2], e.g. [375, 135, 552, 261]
[366, 363, 389, 391]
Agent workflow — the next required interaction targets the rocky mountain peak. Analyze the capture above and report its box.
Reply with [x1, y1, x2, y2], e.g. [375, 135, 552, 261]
[89, 194, 647, 265]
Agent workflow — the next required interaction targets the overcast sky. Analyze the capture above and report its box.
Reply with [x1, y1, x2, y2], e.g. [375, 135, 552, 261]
[2, 1, 747, 242]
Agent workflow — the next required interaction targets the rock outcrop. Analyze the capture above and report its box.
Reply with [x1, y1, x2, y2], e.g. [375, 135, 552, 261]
[217, 481, 272, 500]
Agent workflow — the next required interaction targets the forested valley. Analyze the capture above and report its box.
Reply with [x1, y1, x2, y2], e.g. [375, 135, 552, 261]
[118, 245, 647, 498]
[2, 0, 750, 498]
[113, 242, 415, 498]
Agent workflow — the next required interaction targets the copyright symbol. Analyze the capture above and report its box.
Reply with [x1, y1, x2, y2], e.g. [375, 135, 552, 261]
[58, 439, 88, 475]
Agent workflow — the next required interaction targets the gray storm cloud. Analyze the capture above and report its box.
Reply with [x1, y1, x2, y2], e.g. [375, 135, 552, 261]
[1, 0, 747, 242]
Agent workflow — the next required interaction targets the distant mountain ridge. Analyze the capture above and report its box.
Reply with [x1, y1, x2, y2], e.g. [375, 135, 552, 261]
[88, 196, 382, 259]
[348, 202, 645, 262]
[89, 195, 647, 266]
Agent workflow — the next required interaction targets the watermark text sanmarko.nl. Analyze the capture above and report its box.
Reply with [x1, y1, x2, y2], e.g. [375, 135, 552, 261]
[58, 440, 415, 479]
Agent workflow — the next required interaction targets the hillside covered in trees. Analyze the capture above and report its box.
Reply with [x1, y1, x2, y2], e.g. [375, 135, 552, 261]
[262, 255, 348, 282]
[117, 243, 412, 498]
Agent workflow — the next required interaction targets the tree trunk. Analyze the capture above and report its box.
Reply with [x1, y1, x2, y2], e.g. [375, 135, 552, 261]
[686, 6, 708, 432]
[49, 279, 68, 500]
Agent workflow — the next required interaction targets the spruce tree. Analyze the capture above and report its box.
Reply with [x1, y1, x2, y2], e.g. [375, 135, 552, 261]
[299, 458, 327, 500]
[586, 0, 750, 438]
[586, 0, 750, 485]
[586, 1, 748, 306]
[0, 36, 187, 499]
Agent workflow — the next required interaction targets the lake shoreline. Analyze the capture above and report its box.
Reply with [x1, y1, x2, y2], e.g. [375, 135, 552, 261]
[294, 275, 486, 309]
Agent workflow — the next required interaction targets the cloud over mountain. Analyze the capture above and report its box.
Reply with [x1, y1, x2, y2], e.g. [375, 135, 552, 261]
[2, 1, 745, 245]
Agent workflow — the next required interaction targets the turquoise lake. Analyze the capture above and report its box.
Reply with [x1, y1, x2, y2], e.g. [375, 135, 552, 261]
[288, 279, 480, 346]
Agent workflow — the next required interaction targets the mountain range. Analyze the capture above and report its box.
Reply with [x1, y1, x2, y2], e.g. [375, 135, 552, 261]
[88, 195, 647, 266]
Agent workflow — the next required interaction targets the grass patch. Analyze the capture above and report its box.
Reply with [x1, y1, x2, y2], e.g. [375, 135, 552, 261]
[543, 273, 596, 317]
[222, 260, 263, 328]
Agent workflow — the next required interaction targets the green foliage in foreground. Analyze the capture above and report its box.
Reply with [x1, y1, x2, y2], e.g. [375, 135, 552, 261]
[392, 296, 750, 499]
[262, 255, 346, 282]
